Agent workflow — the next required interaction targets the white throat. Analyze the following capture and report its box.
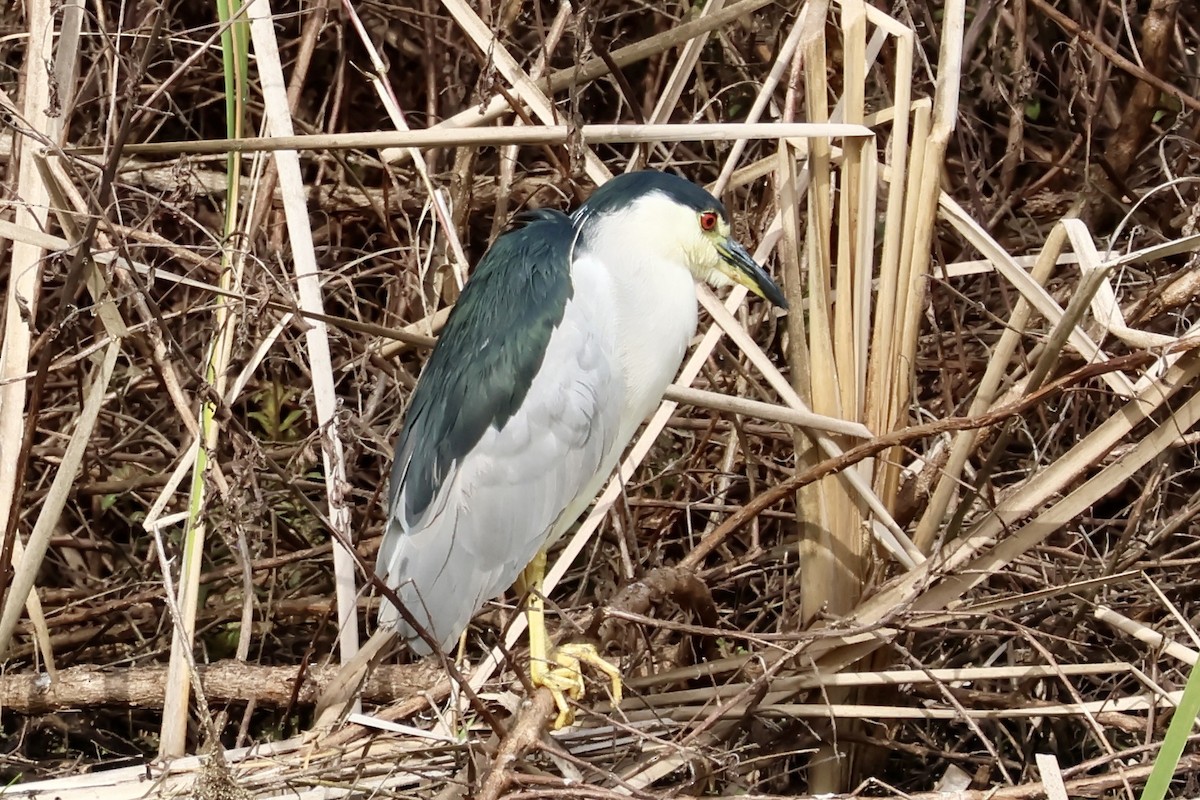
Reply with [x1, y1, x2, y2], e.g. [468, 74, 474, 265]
[578, 211, 699, 440]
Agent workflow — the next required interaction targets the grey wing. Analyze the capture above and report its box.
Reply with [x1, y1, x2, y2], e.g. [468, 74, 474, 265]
[376, 290, 622, 654]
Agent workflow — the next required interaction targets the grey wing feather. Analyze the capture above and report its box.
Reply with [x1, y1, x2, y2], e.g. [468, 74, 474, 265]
[376, 266, 622, 653]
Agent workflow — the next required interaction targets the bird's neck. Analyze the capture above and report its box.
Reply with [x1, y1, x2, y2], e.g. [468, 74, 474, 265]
[603, 253, 699, 437]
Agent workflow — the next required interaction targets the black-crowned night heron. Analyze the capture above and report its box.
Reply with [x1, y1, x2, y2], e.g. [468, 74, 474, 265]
[376, 170, 787, 727]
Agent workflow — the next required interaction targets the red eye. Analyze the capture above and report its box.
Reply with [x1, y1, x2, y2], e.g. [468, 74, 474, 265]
[699, 211, 719, 232]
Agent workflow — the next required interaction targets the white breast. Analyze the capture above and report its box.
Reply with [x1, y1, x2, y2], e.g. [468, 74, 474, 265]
[615, 266, 697, 440]
[573, 250, 698, 445]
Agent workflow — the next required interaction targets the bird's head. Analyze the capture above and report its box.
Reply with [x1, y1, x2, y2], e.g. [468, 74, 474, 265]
[573, 171, 788, 309]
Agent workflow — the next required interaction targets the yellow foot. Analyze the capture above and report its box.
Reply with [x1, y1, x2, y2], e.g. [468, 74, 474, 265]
[520, 551, 622, 729]
[532, 643, 623, 729]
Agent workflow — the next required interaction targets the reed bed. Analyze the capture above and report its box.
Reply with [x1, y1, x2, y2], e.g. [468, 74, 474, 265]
[2, 0, 1200, 797]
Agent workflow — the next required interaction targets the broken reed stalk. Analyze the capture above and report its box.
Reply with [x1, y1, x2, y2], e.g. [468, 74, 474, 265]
[0, 0, 57, 663]
[0, 151, 132, 663]
[863, 5, 915, 510]
[246, 0, 363, 701]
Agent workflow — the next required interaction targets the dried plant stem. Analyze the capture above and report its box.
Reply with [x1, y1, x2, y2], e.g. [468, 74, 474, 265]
[0, 343, 119, 662]
[344, 0, 469, 287]
[808, 353, 1200, 679]
[401, 0, 781, 150]
[81, 122, 874, 157]
[0, 0, 57, 662]
[246, 0, 361, 685]
[912, 218, 1073, 551]
[0, 148, 133, 660]
[490, 2, 572, 241]
[895, 0, 966, 554]
[863, 11, 914, 509]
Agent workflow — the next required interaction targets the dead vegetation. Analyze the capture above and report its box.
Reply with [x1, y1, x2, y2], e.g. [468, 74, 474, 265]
[2, 0, 1200, 797]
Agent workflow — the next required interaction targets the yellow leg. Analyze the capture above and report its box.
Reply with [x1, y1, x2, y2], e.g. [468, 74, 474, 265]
[520, 550, 623, 729]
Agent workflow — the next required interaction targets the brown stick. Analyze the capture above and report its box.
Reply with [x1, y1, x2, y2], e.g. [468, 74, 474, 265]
[477, 690, 555, 800]
[1028, 0, 1194, 115]
[1102, 0, 1182, 180]
[0, 660, 442, 713]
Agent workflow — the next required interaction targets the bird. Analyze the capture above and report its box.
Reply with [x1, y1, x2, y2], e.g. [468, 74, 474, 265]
[375, 170, 788, 728]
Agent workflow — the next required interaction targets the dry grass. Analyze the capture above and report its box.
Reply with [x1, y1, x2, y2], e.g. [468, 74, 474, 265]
[2, 0, 1200, 797]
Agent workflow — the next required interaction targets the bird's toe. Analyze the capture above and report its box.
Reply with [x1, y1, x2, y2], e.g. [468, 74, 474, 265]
[530, 643, 622, 730]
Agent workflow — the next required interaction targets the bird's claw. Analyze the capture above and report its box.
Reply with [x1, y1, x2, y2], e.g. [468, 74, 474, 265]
[531, 643, 623, 730]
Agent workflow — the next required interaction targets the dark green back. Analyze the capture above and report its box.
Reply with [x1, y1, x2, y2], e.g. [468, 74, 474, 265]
[392, 209, 576, 523]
